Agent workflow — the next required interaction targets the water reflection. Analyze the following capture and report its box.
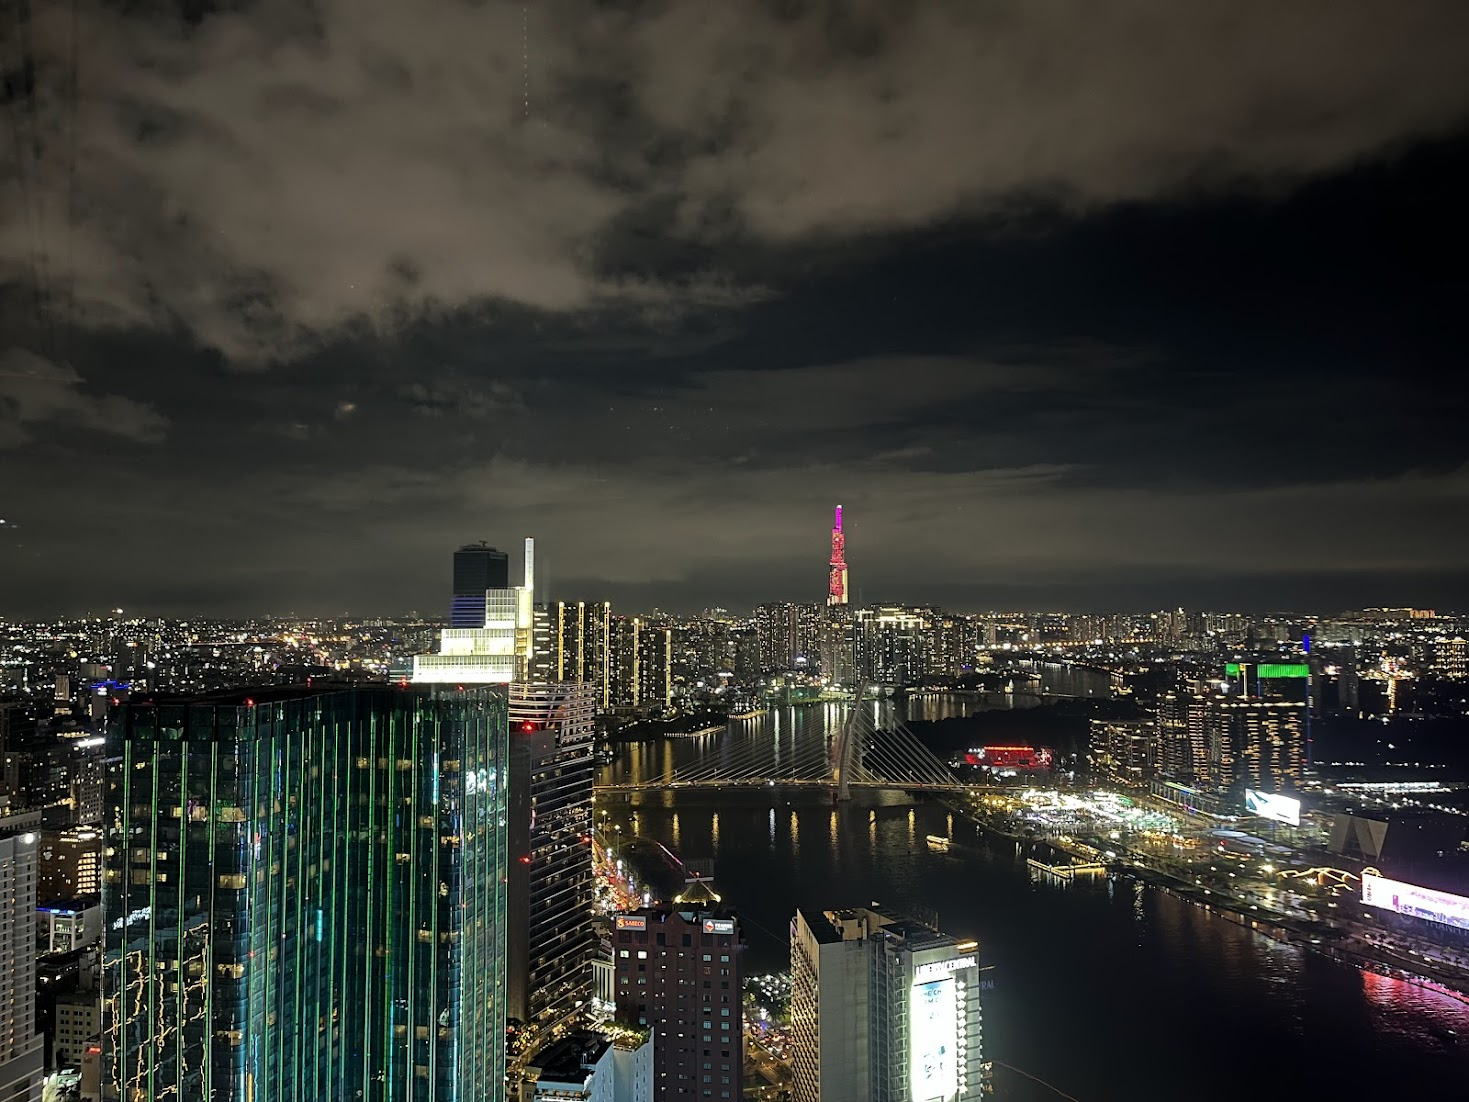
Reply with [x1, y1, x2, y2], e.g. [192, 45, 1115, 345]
[603, 791, 1469, 1102]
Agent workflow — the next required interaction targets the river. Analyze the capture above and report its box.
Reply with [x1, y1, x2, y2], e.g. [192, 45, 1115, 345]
[598, 694, 1469, 1101]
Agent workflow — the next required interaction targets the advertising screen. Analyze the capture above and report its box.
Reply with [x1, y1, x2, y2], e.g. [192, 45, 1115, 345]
[614, 915, 646, 931]
[1362, 873, 1469, 932]
[1245, 790, 1301, 826]
[702, 919, 735, 935]
[909, 977, 958, 1102]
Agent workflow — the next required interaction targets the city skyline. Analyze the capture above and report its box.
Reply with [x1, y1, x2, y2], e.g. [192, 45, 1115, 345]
[2, 5, 1469, 617]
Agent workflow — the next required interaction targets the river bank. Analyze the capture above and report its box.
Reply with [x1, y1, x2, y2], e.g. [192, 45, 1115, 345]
[945, 795, 1469, 1007]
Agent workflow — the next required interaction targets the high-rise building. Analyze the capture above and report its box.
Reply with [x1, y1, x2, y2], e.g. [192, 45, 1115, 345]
[1155, 690, 1204, 782]
[754, 604, 820, 673]
[1202, 695, 1306, 792]
[0, 810, 44, 1102]
[817, 608, 854, 687]
[1089, 718, 1155, 784]
[542, 602, 612, 710]
[670, 619, 730, 687]
[451, 543, 511, 627]
[507, 683, 597, 1028]
[827, 506, 848, 607]
[103, 685, 509, 1102]
[612, 892, 744, 1102]
[415, 539, 536, 684]
[609, 619, 674, 713]
[922, 612, 976, 679]
[853, 607, 928, 686]
[790, 906, 982, 1102]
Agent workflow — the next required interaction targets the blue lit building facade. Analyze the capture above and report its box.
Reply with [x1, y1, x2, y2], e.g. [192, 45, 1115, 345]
[102, 685, 509, 1102]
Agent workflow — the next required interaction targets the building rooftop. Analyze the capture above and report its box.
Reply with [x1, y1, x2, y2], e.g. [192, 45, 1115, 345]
[38, 896, 101, 914]
[807, 904, 957, 950]
[526, 1030, 611, 1087]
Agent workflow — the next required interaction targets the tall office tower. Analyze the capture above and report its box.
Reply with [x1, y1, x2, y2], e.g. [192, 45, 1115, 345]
[827, 505, 848, 607]
[415, 538, 536, 684]
[452, 542, 511, 627]
[103, 686, 509, 1102]
[506, 683, 597, 1028]
[612, 896, 744, 1102]
[546, 602, 612, 709]
[790, 906, 982, 1102]
[754, 603, 820, 673]
[0, 811, 43, 1102]
[853, 607, 928, 686]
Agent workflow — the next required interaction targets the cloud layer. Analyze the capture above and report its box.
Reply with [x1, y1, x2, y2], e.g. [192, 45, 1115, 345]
[4, 0, 1469, 361]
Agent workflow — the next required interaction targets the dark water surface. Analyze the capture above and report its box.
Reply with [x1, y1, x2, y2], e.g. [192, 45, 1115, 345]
[601, 698, 1469, 1101]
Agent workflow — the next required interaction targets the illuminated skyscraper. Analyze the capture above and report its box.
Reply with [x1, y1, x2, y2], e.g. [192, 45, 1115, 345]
[754, 603, 820, 672]
[609, 619, 673, 712]
[507, 683, 597, 1027]
[103, 686, 509, 1102]
[853, 607, 928, 686]
[790, 906, 982, 1102]
[543, 602, 612, 710]
[415, 539, 536, 684]
[0, 811, 44, 1102]
[827, 506, 848, 607]
[1202, 696, 1306, 792]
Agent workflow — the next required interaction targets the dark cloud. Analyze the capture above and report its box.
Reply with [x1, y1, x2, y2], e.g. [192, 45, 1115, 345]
[4, 1, 1469, 359]
[0, 348, 167, 447]
[1, 2, 1467, 615]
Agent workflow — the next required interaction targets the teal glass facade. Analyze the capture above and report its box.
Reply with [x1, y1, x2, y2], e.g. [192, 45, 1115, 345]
[103, 686, 508, 1102]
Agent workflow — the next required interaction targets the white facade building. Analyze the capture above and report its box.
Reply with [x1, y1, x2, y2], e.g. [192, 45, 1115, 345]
[791, 906, 983, 1102]
[0, 812, 43, 1102]
[413, 538, 536, 684]
[525, 1029, 653, 1102]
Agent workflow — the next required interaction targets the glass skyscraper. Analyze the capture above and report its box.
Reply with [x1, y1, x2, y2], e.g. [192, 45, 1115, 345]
[102, 685, 509, 1102]
[451, 543, 511, 628]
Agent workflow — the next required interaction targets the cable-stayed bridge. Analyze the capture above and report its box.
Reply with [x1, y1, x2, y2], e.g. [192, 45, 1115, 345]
[597, 695, 966, 798]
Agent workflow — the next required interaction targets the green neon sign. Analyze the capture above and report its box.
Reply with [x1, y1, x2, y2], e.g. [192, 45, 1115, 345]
[1225, 662, 1309, 679]
[1258, 663, 1310, 679]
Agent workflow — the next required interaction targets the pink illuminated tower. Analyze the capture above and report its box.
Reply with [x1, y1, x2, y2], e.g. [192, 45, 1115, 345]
[828, 505, 848, 606]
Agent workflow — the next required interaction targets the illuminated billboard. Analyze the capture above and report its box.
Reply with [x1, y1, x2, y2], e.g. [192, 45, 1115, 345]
[909, 977, 957, 1102]
[1245, 790, 1301, 826]
[614, 915, 646, 931]
[702, 919, 735, 935]
[1363, 873, 1469, 932]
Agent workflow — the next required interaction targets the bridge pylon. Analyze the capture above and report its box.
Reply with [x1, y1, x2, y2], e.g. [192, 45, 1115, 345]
[832, 682, 866, 801]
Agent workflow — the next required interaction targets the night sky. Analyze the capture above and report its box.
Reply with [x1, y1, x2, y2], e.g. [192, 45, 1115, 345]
[2, 1, 1468, 617]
